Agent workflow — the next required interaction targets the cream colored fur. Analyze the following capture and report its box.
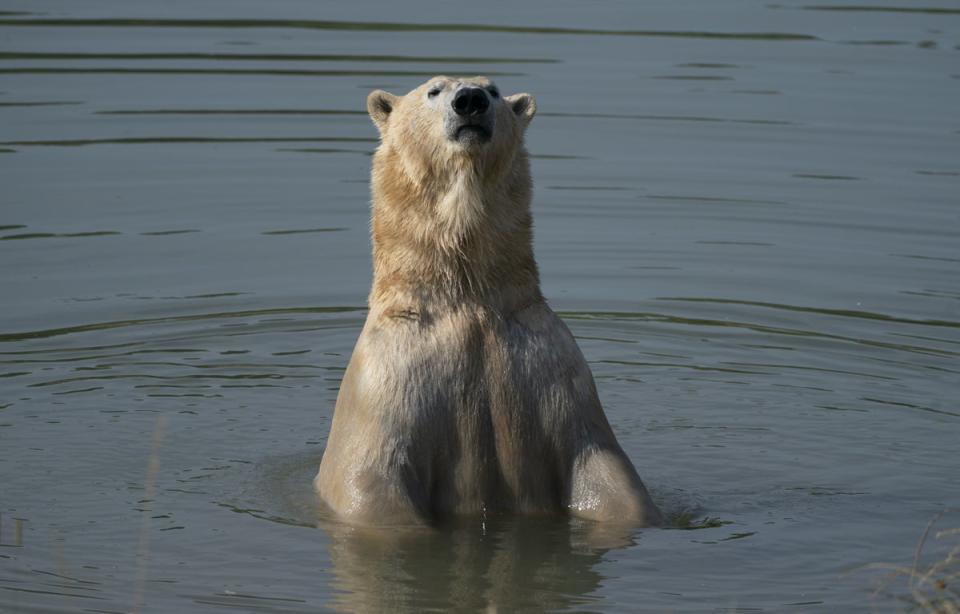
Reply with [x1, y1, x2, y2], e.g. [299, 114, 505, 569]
[315, 76, 662, 526]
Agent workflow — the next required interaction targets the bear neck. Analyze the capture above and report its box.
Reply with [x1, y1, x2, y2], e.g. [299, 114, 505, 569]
[368, 146, 543, 316]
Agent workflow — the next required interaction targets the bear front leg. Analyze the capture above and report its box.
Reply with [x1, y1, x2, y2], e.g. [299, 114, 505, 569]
[316, 460, 433, 527]
[567, 445, 663, 526]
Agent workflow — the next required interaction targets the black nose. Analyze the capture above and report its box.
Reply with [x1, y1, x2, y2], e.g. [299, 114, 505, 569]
[452, 87, 489, 117]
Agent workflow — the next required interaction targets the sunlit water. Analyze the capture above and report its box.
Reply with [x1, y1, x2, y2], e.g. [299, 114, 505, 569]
[1, 1, 958, 611]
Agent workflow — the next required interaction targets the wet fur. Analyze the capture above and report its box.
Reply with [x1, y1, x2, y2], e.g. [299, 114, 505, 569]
[316, 76, 662, 526]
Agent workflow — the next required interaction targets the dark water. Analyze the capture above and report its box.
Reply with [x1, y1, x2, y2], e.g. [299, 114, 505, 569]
[1, 1, 958, 611]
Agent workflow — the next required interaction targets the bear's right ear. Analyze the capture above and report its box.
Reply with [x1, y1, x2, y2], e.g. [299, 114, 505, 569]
[367, 90, 398, 133]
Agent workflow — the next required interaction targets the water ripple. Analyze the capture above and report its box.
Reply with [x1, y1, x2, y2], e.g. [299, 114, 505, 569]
[542, 111, 797, 126]
[97, 108, 366, 116]
[860, 397, 959, 418]
[0, 306, 364, 343]
[1, 230, 120, 240]
[261, 227, 348, 235]
[656, 297, 960, 329]
[0, 18, 821, 40]
[0, 67, 523, 78]
[802, 6, 960, 15]
[560, 310, 956, 358]
[0, 51, 557, 64]
[0, 136, 376, 147]
[0, 100, 83, 107]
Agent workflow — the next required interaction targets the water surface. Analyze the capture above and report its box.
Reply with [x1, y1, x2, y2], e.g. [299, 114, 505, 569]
[1, 1, 958, 611]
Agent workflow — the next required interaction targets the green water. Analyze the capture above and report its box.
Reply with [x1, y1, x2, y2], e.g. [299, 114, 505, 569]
[1, 1, 958, 611]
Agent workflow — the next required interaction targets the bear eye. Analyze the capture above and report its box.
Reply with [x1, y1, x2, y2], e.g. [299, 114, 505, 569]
[489, 88, 500, 99]
[427, 86, 442, 98]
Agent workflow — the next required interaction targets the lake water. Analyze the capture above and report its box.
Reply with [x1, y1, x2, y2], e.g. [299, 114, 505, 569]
[1, 1, 958, 612]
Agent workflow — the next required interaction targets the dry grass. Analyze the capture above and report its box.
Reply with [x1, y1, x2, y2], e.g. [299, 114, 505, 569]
[859, 509, 959, 613]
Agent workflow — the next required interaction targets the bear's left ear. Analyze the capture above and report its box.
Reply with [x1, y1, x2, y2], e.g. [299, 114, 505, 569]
[505, 93, 537, 127]
[367, 90, 398, 133]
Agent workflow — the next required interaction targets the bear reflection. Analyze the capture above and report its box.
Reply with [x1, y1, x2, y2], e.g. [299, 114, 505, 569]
[320, 514, 638, 612]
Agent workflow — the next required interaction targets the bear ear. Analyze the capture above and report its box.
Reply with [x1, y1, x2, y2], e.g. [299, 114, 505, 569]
[367, 90, 398, 132]
[505, 93, 537, 126]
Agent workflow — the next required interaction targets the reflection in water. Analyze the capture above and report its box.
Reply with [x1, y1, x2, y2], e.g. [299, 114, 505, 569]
[133, 416, 169, 614]
[0, 514, 26, 547]
[320, 515, 634, 613]
[247, 453, 644, 612]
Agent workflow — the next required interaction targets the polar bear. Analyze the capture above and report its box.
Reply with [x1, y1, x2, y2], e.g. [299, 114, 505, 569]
[315, 76, 662, 527]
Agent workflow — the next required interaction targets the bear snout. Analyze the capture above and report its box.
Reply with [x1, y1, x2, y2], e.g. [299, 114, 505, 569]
[452, 87, 490, 117]
[447, 87, 494, 145]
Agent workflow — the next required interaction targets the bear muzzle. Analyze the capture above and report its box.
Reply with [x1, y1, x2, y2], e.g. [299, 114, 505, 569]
[452, 87, 490, 117]
[446, 86, 494, 146]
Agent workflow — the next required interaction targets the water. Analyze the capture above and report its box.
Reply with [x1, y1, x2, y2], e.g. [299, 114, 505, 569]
[1, 1, 958, 611]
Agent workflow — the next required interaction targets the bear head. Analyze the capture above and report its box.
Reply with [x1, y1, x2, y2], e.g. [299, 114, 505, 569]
[366, 76, 536, 180]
